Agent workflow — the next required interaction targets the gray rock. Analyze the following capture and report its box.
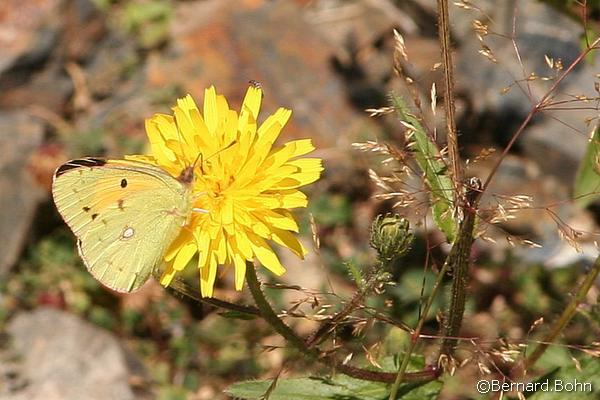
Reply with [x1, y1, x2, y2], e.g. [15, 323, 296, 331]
[3, 308, 137, 400]
[456, 0, 582, 119]
[450, 0, 596, 188]
[0, 0, 65, 76]
[520, 60, 598, 186]
[148, 0, 382, 195]
[0, 112, 44, 277]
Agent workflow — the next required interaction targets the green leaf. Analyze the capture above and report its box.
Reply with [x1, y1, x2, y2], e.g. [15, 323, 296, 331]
[227, 377, 385, 400]
[581, 25, 598, 65]
[391, 95, 456, 242]
[573, 126, 600, 208]
[227, 357, 439, 400]
[226, 375, 441, 400]
[345, 260, 363, 288]
[527, 357, 600, 399]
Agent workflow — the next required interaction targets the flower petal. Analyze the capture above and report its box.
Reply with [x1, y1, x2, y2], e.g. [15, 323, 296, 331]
[200, 253, 218, 297]
[229, 239, 247, 290]
[241, 86, 262, 120]
[271, 228, 307, 258]
[248, 233, 285, 275]
[203, 86, 218, 134]
[256, 209, 299, 232]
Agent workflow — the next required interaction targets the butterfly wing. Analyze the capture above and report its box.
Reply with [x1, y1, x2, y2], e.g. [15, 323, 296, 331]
[52, 158, 192, 292]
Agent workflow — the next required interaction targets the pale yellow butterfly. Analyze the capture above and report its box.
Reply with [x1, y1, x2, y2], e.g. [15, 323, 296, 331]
[52, 157, 196, 292]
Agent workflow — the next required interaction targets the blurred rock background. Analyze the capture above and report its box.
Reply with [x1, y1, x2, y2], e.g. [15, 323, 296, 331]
[1, 0, 599, 399]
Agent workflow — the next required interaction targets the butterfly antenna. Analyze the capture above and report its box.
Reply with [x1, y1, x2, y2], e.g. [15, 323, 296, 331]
[198, 140, 237, 173]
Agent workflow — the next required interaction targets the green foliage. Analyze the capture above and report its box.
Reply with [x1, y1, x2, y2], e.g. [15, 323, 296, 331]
[582, 25, 599, 64]
[226, 375, 442, 400]
[95, 0, 173, 49]
[574, 126, 600, 208]
[390, 95, 456, 242]
[527, 358, 600, 399]
[385, 269, 440, 326]
[345, 260, 364, 287]
[531, 345, 573, 371]
[120, 0, 172, 49]
[227, 355, 441, 400]
[309, 194, 353, 227]
[157, 385, 188, 400]
[391, 269, 437, 304]
[12, 231, 103, 313]
[91, 0, 114, 11]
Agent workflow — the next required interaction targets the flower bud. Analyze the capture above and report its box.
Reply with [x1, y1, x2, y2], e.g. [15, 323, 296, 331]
[370, 214, 413, 263]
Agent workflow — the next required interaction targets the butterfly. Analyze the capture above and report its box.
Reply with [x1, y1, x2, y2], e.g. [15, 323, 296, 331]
[52, 158, 196, 292]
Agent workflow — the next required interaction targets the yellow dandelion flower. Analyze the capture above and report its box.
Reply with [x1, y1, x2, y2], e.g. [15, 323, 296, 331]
[127, 86, 323, 297]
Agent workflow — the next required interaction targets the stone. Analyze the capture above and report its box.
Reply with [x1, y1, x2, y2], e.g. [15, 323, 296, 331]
[0, 0, 64, 76]
[3, 308, 138, 400]
[0, 0, 106, 114]
[0, 112, 45, 277]
[455, 0, 584, 138]
[305, 0, 417, 64]
[520, 60, 598, 186]
[148, 0, 379, 149]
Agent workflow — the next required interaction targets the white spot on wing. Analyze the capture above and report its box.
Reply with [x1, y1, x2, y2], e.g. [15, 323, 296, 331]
[121, 226, 135, 240]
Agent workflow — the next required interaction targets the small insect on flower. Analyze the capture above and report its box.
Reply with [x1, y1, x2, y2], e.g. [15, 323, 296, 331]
[52, 85, 323, 297]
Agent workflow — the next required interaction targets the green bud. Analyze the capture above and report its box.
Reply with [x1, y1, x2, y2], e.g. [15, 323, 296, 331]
[370, 214, 413, 263]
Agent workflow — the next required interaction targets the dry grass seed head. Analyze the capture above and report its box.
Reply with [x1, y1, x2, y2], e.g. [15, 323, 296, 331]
[479, 44, 498, 63]
[472, 19, 489, 40]
[453, 0, 479, 11]
[548, 211, 584, 252]
[363, 342, 382, 369]
[365, 106, 394, 117]
[471, 147, 496, 164]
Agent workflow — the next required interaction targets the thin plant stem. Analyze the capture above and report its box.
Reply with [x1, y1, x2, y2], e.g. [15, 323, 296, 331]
[245, 262, 439, 384]
[524, 254, 600, 369]
[482, 36, 600, 194]
[437, 0, 462, 187]
[438, 180, 480, 357]
[388, 257, 451, 399]
[165, 277, 260, 316]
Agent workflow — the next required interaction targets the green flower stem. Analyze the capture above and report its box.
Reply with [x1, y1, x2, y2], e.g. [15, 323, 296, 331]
[524, 254, 600, 369]
[245, 261, 315, 359]
[245, 262, 439, 384]
[166, 277, 260, 316]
